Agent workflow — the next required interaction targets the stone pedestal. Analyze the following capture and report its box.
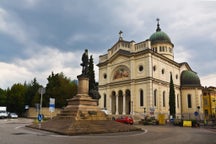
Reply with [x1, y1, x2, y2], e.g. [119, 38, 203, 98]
[57, 75, 107, 120]
[28, 75, 141, 135]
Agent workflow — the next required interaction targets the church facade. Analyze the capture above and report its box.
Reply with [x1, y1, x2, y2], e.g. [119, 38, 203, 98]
[97, 20, 203, 120]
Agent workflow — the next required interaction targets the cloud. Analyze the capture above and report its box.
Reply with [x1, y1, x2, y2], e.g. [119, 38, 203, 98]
[0, 62, 32, 89]
[0, 0, 215, 89]
[15, 47, 82, 84]
[201, 74, 216, 87]
[0, 8, 30, 45]
[174, 46, 192, 63]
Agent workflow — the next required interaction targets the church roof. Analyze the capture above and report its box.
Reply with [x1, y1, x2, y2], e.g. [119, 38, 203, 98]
[180, 70, 201, 87]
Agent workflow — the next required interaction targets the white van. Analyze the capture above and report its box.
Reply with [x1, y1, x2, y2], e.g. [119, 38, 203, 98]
[0, 107, 8, 118]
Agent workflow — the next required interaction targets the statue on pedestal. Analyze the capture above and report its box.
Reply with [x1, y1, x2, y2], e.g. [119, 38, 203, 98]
[80, 49, 89, 76]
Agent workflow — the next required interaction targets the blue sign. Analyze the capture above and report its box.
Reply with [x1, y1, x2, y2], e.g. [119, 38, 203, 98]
[49, 104, 55, 107]
[38, 114, 43, 121]
[194, 111, 199, 116]
[49, 98, 55, 112]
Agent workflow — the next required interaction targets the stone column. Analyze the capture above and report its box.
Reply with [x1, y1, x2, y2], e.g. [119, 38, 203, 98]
[123, 95, 126, 115]
[110, 95, 112, 114]
[77, 75, 89, 96]
[116, 95, 119, 115]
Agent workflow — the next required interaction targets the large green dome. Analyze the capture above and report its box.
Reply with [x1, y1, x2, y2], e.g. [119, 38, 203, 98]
[180, 70, 201, 87]
[149, 20, 173, 45]
[150, 31, 172, 44]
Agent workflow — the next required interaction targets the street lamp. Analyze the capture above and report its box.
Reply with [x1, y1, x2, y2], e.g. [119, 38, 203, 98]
[143, 107, 146, 119]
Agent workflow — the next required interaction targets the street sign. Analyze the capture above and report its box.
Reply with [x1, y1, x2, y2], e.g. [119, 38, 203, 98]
[49, 98, 55, 112]
[38, 114, 43, 122]
[38, 87, 45, 95]
[194, 111, 199, 116]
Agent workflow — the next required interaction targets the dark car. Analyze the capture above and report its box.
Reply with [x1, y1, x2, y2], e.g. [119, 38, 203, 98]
[115, 116, 134, 125]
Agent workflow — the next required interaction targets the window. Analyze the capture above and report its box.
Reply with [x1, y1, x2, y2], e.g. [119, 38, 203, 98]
[187, 94, 192, 108]
[152, 47, 157, 52]
[140, 90, 144, 106]
[162, 69, 165, 74]
[103, 73, 107, 79]
[154, 89, 157, 106]
[139, 65, 144, 72]
[204, 99, 208, 106]
[176, 74, 178, 79]
[103, 94, 107, 108]
[153, 65, 156, 71]
[163, 91, 166, 107]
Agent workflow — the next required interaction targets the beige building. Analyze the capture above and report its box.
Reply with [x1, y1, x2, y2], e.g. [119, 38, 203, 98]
[97, 20, 203, 120]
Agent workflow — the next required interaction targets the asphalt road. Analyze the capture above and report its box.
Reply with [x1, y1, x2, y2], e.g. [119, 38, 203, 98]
[0, 118, 215, 144]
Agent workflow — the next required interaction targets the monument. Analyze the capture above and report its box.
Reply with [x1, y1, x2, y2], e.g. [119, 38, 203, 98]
[29, 49, 141, 135]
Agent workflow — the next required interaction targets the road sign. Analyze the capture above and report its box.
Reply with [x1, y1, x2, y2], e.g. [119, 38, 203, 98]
[38, 87, 45, 95]
[49, 98, 55, 112]
[194, 111, 199, 116]
[38, 114, 43, 122]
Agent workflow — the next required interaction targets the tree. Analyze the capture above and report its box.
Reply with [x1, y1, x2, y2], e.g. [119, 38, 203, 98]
[0, 88, 7, 106]
[169, 73, 176, 119]
[25, 78, 41, 107]
[45, 72, 77, 108]
[88, 55, 101, 100]
[7, 83, 26, 115]
[88, 55, 96, 91]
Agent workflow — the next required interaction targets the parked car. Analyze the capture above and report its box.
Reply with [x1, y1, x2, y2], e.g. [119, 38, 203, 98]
[115, 116, 134, 125]
[8, 113, 18, 118]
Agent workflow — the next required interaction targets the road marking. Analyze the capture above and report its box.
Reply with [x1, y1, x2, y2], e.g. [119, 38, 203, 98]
[15, 126, 24, 130]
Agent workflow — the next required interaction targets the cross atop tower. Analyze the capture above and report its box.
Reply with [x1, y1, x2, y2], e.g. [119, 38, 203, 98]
[156, 18, 161, 32]
[119, 30, 123, 40]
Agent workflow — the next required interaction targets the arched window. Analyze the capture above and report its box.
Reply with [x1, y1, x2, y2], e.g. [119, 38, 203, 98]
[104, 94, 107, 108]
[140, 89, 144, 106]
[163, 91, 166, 107]
[187, 94, 192, 108]
[154, 89, 157, 106]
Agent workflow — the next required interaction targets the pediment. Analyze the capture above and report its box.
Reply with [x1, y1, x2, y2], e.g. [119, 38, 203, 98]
[109, 49, 131, 63]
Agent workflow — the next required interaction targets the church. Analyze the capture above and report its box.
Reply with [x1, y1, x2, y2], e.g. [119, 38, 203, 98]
[97, 20, 203, 120]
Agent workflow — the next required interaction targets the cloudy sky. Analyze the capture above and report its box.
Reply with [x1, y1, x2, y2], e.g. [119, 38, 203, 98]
[0, 0, 215, 89]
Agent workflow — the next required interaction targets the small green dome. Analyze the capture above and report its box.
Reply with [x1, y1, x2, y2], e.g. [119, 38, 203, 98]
[180, 70, 201, 87]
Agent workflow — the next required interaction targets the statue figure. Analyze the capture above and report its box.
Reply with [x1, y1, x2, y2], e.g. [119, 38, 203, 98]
[80, 49, 89, 76]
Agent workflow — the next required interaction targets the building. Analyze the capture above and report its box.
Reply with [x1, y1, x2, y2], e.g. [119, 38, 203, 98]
[203, 86, 216, 120]
[97, 20, 203, 120]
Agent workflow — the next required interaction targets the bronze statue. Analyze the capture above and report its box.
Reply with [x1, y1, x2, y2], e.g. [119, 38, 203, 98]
[80, 49, 89, 76]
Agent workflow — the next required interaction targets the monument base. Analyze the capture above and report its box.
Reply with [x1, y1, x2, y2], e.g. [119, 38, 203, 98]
[28, 75, 141, 135]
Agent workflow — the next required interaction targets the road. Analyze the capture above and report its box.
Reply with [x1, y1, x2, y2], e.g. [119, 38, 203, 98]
[0, 118, 215, 144]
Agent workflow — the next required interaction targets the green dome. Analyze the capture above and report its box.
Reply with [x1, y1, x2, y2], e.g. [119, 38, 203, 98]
[150, 31, 172, 44]
[180, 70, 201, 87]
[149, 20, 173, 45]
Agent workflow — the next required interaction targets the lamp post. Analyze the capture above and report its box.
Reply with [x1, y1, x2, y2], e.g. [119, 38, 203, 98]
[144, 107, 146, 119]
[38, 87, 45, 115]
[197, 106, 200, 121]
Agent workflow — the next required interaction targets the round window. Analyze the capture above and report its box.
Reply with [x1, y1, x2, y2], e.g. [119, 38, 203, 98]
[139, 65, 144, 72]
